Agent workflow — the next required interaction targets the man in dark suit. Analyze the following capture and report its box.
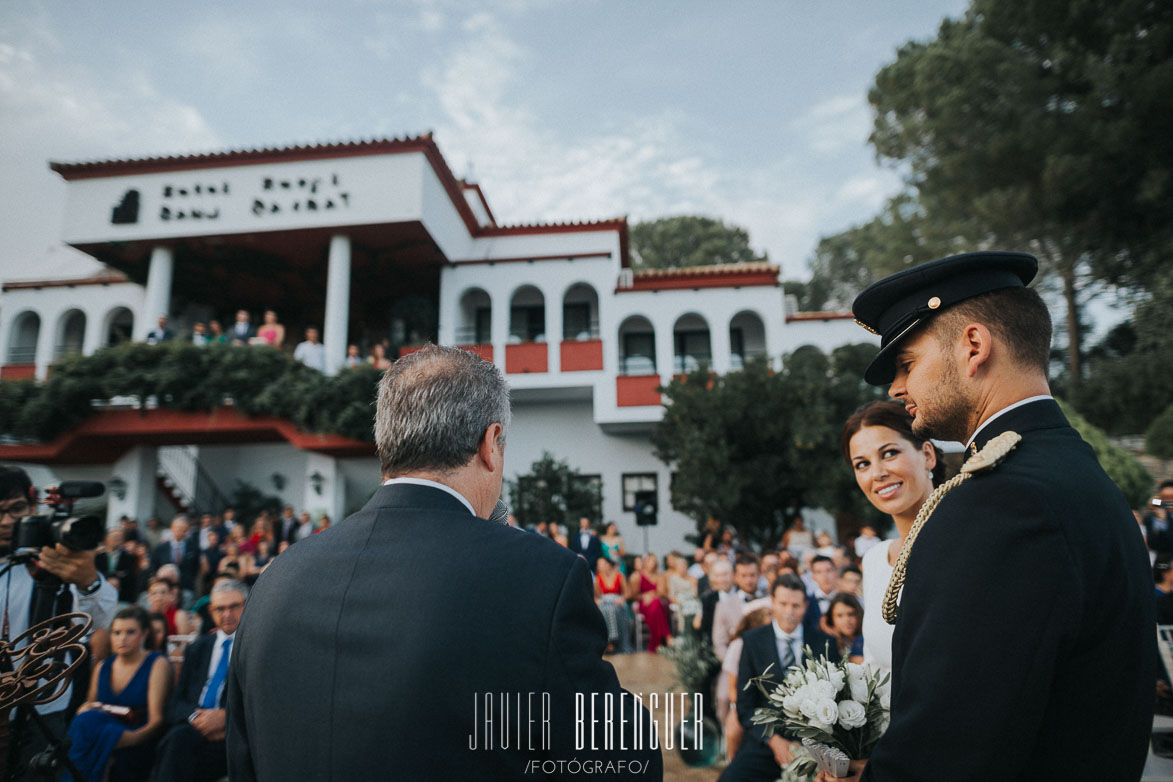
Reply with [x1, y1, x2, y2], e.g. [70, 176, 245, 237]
[226, 345, 662, 780]
[229, 309, 255, 345]
[569, 515, 604, 572]
[273, 505, 299, 548]
[150, 514, 199, 594]
[95, 527, 138, 603]
[845, 251, 1155, 782]
[720, 573, 839, 781]
[152, 580, 247, 782]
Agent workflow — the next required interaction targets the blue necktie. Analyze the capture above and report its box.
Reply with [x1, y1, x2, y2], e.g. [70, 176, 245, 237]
[200, 637, 232, 708]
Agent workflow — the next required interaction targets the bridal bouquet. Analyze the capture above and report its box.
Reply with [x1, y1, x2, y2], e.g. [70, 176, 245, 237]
[747, 649, 890, 779]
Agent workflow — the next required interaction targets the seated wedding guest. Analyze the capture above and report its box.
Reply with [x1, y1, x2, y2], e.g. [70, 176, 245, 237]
[688, 548, 707, 581]
[293, 327, 326, 371]
[854, 524, 882, 559]
[344, 344, 364, 368]
[595, 557, 633, 653]
[757, 551, 781, 595]
[368, 342, 392, 370]
[781, 514, 814, 554]
[145, 577, 194, 636]
[814, 530, 838, 558]
[630, 552, 672, 652]
[824, 593, 865, 663]
[720, 574, 839, 781]
[152, 581, 247, 782]
[713, 553, 765, 658]
[148, 613, 168, 653]
[600, 521, 627, 574]
[1156, 554, 1173, 598]
[803, 554, 839, 631]
[313, 514, 331, 534]
[96, 528, 138, 605]
[254, 309, 284, 348]
[296, 511, 315, 541]
[666, 551, 699, 619]
[66, 606, 172, 782]
[838, 564, 863, 600]
[198, 531, 224, 594]
[722, 606, 773, 763]
[694, 557, 734, 639]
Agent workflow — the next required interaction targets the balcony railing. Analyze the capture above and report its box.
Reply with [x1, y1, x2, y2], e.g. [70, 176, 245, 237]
[6, 347, 36, 364]
[729, 349, 767, 371]
[619, 356, 656, 376]
[673, 353, 711, 374]
[454, 326, 492, 345]
[562, 322, 600, 341]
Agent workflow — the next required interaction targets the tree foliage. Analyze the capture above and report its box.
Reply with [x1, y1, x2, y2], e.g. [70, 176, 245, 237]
[1146, 403, 1173, 460]
[509, 451, 602, 529]
[1056, 398, 1153, 508]
[652, 347, 887, 548]
[0, 342, 382, 443]
[630, 216, 768, 269]
[838, 0, 1173, 382]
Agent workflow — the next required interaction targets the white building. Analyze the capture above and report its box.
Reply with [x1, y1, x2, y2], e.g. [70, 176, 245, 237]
[0, 136, 872, 553]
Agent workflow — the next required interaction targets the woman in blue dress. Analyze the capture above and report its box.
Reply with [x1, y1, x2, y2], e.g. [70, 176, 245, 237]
[65, 606, 173, 782]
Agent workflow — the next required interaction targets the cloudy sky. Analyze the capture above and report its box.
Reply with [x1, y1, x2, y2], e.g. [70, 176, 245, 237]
[0, 0, 970, 284]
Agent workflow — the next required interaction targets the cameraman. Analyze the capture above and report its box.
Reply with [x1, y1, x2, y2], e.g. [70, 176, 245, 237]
[1145, 480, 1173, 558]
[0, 465, 116, 781]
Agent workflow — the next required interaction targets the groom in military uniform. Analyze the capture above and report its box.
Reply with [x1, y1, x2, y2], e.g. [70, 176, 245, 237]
[832, 251, 1155, 782]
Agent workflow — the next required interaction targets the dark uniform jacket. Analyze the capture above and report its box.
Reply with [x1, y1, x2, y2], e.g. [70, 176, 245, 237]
[862, 399, 1156, 782]
[226, 483, 662, 781]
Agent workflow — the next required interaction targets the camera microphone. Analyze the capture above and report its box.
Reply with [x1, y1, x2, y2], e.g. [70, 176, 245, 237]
[58, 481, 106, 499]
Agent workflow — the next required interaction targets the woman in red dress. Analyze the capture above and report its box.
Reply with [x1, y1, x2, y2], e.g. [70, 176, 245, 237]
[629, 554, 672, 652]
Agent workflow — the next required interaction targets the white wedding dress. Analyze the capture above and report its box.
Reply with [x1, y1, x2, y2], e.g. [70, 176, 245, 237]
[861, 539, 896, 676]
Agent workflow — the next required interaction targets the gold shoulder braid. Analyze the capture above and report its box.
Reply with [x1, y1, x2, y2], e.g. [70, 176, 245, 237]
[881, 430, 1023, 625]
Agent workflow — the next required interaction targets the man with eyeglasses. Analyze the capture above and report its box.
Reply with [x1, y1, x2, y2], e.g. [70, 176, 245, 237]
[152, 579, 247, 782]
[0, 464, 117, 781]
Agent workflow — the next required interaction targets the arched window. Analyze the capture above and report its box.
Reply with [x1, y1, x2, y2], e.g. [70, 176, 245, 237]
[673, 313, 711, 374]
[618, 316, 656, 375]
[6, 311, 40, 364]
[104, 307, 135, 347]
[729, 311, 767, 370]
[509, 286, 546, 343]
[457, 288, 492, 344]
[55, 309, 86, 358]
[562, 283, 599, 341]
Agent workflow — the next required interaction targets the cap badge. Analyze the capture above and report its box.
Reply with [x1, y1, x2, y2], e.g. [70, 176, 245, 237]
[927, 296, 941, 309]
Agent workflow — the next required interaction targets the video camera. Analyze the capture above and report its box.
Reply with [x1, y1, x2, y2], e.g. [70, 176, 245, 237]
[9, 481, 106, 562]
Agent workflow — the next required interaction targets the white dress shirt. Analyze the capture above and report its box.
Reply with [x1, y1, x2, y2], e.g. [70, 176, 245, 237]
[773, 620, 804, 669]
[382, 477, 476, 516]
[966, 395, 1054, 449]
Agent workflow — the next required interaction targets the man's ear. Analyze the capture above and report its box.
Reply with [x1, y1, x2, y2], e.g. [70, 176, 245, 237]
[476, 423, 504, 473]
[960, 323, 994, 378]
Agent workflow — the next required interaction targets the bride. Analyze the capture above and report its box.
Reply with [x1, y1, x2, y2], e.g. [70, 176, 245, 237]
[840, 400, 944, 676]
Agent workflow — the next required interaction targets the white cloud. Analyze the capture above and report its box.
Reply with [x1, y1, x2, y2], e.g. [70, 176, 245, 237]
[0, 33, 222, 280]
[792, 93, 874, 155]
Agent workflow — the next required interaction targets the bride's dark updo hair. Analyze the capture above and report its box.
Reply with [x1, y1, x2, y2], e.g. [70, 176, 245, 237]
[840, 400, 947, 487]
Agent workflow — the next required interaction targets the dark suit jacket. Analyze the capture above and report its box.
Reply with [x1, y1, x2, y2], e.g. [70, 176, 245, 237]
[736, 623, 839, 748]
[95, 549, 138, 603]
[226, 483, 663, 781]
[273, 516, 299, 548]
[569, 530, 604, 571]
[151, 537, 199, 591]
[861, 400, 1155, 782]
[167, 632, 223, 725]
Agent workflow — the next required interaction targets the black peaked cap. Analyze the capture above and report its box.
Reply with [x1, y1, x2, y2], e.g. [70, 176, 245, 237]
[851, 251, 1038, 385]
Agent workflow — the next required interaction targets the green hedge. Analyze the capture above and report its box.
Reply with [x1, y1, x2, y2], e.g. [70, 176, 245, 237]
[0, 342, 382, 443]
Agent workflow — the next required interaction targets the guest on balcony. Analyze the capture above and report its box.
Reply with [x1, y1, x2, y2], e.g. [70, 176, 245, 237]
[293, 327, 325, 372]
[254, 309, 285, 349]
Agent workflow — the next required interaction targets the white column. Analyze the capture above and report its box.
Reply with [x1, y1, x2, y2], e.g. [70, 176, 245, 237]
[324, 234, 351, 376]
[82, 306, 103, 356]
[710, 313, 732, 375]
[136, 246, 174, 340]
[545, 288, 562, 374]
[491, 287, 509, 374]
[655, 318, 675, 385]
[34, 309, 55, 380]
[107, 445, 158, 528]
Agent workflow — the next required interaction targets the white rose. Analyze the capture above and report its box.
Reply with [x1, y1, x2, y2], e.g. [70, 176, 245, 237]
[837, 699, 867, 729]
[799, 696, 821, 720]
[805, 670, 820, 686]
[815, 699, 839, 726]
[845, 662, 864, 679]
[849, 678, 870, 704]
[827, 666, 846, 692]
[880, 688, 891, 710]
[782, 693, 802, 714]
[811, 680, 837, 701]
[786, 669, 806, 687]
